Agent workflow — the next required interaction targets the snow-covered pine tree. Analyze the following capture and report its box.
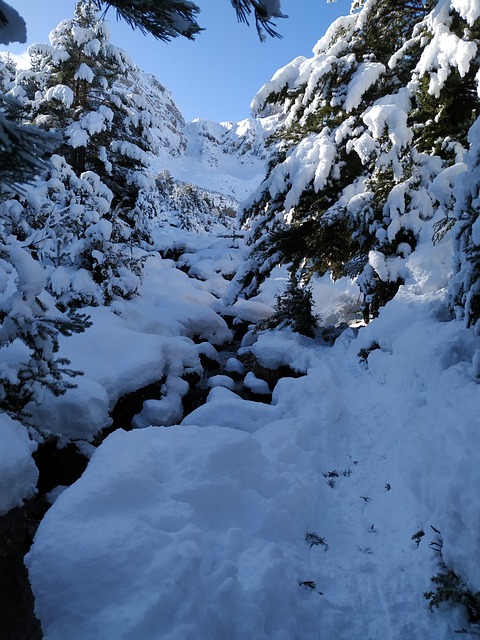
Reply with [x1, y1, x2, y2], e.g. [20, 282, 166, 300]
[154, 169, 238, 232]
[451, 116, 480, 334]
[0, 2, 61, 193]
[23, 0, 161, 235]
[0, 9, 94, 422]
[232, 0, 480, 319]
[260, 271, 319, 337]
[7, 1, 177, 306]
[0, 223, 90, 420]
[0, 0, 286, 192]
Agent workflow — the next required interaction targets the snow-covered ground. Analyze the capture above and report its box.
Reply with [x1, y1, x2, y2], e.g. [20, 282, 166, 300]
[21, 221, 480, 639]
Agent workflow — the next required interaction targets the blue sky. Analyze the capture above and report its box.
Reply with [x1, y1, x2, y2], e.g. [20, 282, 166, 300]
[3, 0, 348, 122]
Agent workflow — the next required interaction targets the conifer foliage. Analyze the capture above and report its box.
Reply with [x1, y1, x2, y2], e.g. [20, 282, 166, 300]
[235, 0, 480, 322]
[261, 272, 319, 337]
[5, 1, 170, 307]
[93, 0, 285, 42]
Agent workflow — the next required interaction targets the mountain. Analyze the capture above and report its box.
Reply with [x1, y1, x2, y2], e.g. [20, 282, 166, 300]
[153, 114, 270, 205]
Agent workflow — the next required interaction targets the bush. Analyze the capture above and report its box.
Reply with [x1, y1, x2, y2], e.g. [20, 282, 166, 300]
[424, 532, 480, 623]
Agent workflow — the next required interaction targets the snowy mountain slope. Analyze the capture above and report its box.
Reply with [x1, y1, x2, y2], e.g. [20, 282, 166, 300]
[154, 116, 270, 204]
[105, 65, 270, 208]
[113, 68, 270, 206]
[115, 71, 187, 159]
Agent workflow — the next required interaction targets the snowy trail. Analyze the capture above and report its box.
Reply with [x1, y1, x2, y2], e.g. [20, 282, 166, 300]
[295, 343, 461, 640]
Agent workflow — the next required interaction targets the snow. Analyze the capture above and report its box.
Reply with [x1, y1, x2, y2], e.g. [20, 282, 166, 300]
[3, 2, 480, 639]
[111, 140, 149, 164]
[18, 64, 480, 621]
[243, 371, 270, 395]
[224, 357, 245, 376]
[27, 377, 111, 442]
[24, 253, 235, 440]
[344, 62, 386, 113]
[153, 116, 268, 204]
[27, 250, 480, 638]
[362, 103, 413, 149]
[74, 63, 94, 83]
[267, 132, 337, 210]
[0, 413, 38, 515]
[250, 55, 307, 116]
[452, 0, 480, 24]
[44, 84, 74, 108]
[67, 125, 89, 148]
[415, 7, 478, 96]
[207, 374, 235, 390]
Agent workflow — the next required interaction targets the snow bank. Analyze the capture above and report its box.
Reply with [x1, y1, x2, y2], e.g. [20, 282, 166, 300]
[24, 250, 237, 440]
[0, 413, 38, 515]
[26, 377, 110, 442]
[27, 425, 319, 640]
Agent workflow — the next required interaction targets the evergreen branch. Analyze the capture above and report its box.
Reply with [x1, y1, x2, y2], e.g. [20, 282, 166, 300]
[0, 96, 60, 193]
[230, 0, 286, 40]
[433, 216, 456, 245]
[92, 0, 202, 41]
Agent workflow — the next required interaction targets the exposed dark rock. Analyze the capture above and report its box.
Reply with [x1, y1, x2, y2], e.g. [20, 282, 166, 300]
[221, 315, 251, 341]
[244, 388, 272, 404]
[239, 352, 304, 391]
[199, 353, 220, 371]
[106, 380, 164, 434]
[182, 384, 210, 416]
[0, 500, 48, 640]
[321, 323, 351, 345]
[223, 368, 244, 382]
[182, 370, 202, 388]
[33, 439, 89, 496]
[159, 246, 185, 261]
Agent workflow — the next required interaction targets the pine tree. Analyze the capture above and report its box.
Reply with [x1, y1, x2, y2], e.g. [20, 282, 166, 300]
[0, 232, 90, 421]
[231, 0, 480, 320]
[0, 0, 286, 193]
[450, 117, 480, 333]
[93, 0, 285, 41]
[261, 272, 319, 337]
[8, 2, 176, 306]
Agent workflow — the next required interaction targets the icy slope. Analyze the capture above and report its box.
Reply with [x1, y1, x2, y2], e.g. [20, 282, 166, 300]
[26, 235, 480, 639]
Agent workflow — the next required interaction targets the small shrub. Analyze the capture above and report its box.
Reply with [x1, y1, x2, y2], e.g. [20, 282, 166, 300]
[425, 569, 480, 622]
[305, 532, 329, 550]
[424, 531, 480, 622]
[261, 272, 319, 338]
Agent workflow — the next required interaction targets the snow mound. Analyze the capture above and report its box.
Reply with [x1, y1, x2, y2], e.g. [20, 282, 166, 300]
[0, 413, 38, 515]
[26, 425, 318, 640]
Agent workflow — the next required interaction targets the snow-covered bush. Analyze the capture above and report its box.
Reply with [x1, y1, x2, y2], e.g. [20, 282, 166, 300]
[451, 117, 480, 334]
[0, 157, 147, 307]
[0, 235, 89, 420]
[16, 1, 168, 240]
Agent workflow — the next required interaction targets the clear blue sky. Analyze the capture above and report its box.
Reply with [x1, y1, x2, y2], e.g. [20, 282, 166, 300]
[2, 0, 348, 122]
